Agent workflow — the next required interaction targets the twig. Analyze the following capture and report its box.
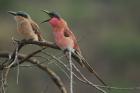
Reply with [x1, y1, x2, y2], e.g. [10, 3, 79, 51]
[41, 52, 106, 93]
[72, 63, 107, 93]
[0, 70, 7, 93]
[0, 51, 107, 93]
[13, 39, 59, 49]
[3, 42, 19, 86]
[29, 58, 67, 93]
[68, 51, 73, 93]
[41, 52, 82, 84]
[6, 39, 26, 85]
[0, 52, 67, 93]
[0, 37, 140, 93]
[1, 52, 140, 92]
[72, 64, 140, 91]
[53, 62, 70, 80]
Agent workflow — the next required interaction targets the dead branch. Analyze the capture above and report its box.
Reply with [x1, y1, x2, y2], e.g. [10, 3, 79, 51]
[40, 52, 140, 92]
[13, 39, 60, 49]
[12, 39, 82, 60]
[41, 52, 107, 93]
[0, 52, 67, 93]
[1, 40, 139, 93]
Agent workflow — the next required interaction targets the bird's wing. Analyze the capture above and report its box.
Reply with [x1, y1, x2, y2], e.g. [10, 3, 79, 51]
[30, 20, 44, 41]
[64, 28, 84, 66]
[64, 28, 81, 53]
[64, 28, 107, 86]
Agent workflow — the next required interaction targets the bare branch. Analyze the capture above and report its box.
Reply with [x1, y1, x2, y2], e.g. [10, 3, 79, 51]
[13, 39, 59, 49]
[0, 52, 67, 93]
[41, 52, 107, 93]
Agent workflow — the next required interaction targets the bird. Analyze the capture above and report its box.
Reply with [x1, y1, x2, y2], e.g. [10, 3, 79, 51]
[41, 10, 107, 86]
[8, 11, 44, 41]
[7, 11, 45, 67]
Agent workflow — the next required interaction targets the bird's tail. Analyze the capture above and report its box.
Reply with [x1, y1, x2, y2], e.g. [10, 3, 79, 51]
[72, 51, 107, 86]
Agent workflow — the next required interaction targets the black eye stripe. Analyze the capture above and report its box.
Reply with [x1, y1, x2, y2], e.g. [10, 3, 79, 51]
[49, 12, 60, 19]
[16, 11, 29, 18]
[17, 14, 28, 18]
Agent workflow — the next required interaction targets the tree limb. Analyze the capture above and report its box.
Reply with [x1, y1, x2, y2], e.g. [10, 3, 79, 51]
[0, 52, 67, 93]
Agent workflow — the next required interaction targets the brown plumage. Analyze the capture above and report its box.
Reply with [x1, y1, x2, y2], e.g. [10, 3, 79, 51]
[8, 11, 44, 41]
[30, 19, 44, 41]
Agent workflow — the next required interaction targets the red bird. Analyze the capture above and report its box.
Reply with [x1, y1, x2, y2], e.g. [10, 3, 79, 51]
[42, 10, 107, 86]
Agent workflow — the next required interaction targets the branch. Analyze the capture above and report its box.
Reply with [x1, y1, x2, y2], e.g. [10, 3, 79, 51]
[13, 39, 60, 49]
[40, 52, 140, 92]
[12, 40, 79, 59]
[0, 52, 67, 93]
[41, 52, 107, 93]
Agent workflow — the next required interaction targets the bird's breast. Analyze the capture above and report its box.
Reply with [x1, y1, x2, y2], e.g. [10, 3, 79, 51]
[17, 21, 38, 41]
[53, 31, 74, 50]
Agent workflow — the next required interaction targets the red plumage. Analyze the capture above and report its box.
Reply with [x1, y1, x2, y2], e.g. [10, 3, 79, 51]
[46, 16, 107, 86]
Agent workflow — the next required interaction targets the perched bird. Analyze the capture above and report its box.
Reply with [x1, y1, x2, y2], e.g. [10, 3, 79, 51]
[41, 10, 107, 86]
[8, 11, 44, 41]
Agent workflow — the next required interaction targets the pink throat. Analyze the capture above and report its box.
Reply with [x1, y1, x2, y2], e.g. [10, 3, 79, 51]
[49, 17, 60, 27]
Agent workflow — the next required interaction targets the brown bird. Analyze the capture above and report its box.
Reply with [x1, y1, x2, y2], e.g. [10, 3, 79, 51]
[8, 11, 44, 41]
[41, 10, 107, 86]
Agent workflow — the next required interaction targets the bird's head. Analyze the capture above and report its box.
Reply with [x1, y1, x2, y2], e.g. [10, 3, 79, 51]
[41, 10, 67, 27]
[8, 11, 30, 21]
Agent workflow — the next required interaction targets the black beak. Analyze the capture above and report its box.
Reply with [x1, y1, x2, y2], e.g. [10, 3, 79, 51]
[42, 10, 51, 16]
[8, 11, 17, 16]
[41, 19, 50, 24]
[41, 10, 51, 24]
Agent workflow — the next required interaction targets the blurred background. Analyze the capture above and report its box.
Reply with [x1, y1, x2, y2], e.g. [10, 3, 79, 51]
[0, 0, 140, 93]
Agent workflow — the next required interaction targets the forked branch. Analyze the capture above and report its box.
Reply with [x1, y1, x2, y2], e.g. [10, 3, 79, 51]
[0, 51, 67, 93]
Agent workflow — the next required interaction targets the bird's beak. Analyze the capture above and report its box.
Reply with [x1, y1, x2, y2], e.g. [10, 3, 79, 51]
[8, 11, 17, 16]
[42, 10, 51, 16]
[41, 19, 50, 23]
[41, 10, 51, 24]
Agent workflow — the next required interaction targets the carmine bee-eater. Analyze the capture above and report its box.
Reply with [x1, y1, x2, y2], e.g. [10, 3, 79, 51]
[41, 10, 107, 86]
[8, 11, 44, 41]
